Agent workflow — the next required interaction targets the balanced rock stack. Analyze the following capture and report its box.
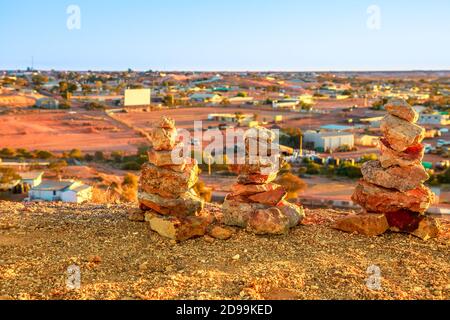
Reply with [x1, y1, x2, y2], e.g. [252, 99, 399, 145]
[335, 99, 441, 240]
[223, 127, 305, 235]
[132, 117, 210, 241]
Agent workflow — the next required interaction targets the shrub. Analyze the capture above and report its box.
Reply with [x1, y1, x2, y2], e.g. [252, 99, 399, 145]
[275, 173, 307, 199]
[121, 161, 141, 171]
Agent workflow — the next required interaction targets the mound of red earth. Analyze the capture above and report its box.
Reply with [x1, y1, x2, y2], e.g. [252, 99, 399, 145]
[334, 99, 441, 240]
[223, 127, 305, 235]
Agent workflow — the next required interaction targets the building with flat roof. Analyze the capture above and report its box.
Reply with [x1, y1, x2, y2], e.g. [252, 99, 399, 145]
[304, 131, 354, 152]
[29, 180, 92, 203]
[124, 88, 151, 107]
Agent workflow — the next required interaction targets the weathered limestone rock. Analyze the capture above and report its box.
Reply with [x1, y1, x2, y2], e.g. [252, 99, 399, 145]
[352, 180, 434, 214]
[147, 147, 186, 168]
[385, 99, 419, 123]
[222, 196, 268, 228]
[230, 183, 281, 196]
[410, 216, 441, 240]
[361, 160, 429, 192]
[379, 138, 424, 168]
[139, 191, 204, 217]
[333, 214, 390, 236]
[145, 212, 209, 241]
[208, 226, 234, 240]
[139, 162, 199, 199]
[277, 201, 305, 227]
[380, 114, 425, 152]
[247, 208, 290, 235]
[248, 188, 287, 206]
[238, 172, 278, 185]
[150, 127, 178, 151]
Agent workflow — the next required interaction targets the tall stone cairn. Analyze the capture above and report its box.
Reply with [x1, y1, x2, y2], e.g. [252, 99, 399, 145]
[130, 117, 210, 241]
[334, 99, 441, 240]
[223, 127, 305, 235]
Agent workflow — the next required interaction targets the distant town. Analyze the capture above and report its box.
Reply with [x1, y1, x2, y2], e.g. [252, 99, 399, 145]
[0, 69, 449, 214]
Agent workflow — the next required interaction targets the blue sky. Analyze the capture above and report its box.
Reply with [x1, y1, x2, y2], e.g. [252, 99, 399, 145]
[1, 0, 449, 71]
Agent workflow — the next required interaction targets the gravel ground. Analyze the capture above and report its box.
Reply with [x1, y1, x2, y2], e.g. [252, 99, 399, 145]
[0, 201, 448, 300]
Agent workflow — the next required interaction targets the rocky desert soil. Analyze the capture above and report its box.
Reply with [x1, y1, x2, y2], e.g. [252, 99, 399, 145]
[0, 201, 448, 300]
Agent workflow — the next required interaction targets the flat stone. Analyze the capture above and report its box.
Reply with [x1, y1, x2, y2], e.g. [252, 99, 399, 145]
[277, 201, 305, 227]
[222, 196, 268, 228]
[410, 216, 441, 240]
[139, 162, 198, 198]
[385, 99, 419, 123]
[352, 180, 434, 214]
[138, 190, 204, 217]
[333, 214, 389, 236]
[238, 172, 278, 185]
[248, 188, 287, 206]
[361, 160, 429, 192]
[145, 213, 210, 241]
[208, 226, 234, 240]
[247, 207, 290, 235]
[147, 147, 187, 168]
[230, 183, 281, 196]
[150, 126, 178, 151]
[380, 114, 425, 152]
[379, 138, 424, 168]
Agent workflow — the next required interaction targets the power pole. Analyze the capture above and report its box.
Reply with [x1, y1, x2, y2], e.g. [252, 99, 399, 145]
[299, 135, 303, 157]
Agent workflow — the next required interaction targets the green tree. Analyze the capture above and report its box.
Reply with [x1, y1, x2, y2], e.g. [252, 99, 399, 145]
[68, 149, 83, 160]
[0, 167, 21, 184]
[35, 150, 54, 160]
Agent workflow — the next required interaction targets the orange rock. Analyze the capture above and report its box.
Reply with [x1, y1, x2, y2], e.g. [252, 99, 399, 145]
[352, 180, 434, 214]
[247, 208, 290, 235]
[380, 114, 425, 152]
[208, 226, 234, 240]
[248, 187, 287, 206]
[147, 147, 187, 168]
[139, 191, 204, 217]
[150, 126, 178, 151]
[222, 196, 268, 227]
[379, 138, 424, 168]
[146, 213, 210, 241]
[139, 162, 198, 198]
[361, 160, 429, 192]
[277, 201, 306, 227]
[333, 214, 389, 236]
[238, 172, 278, 185]
[231, 183, 281, 196]
[410, 216, 441, 240]
[385, 98, 419, 123]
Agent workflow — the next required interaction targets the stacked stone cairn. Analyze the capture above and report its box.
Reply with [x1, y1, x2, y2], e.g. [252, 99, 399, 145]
[129, 117, 212, 241]
[334, 99, 441, 240]
[223, 126, 305, 235]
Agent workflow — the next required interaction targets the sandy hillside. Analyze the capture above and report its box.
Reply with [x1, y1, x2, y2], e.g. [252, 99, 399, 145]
[0, 201, 448, 300]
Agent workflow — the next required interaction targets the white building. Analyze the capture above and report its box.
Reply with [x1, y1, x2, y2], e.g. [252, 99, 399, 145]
[418, 113, 450, 126]
[304, 131, 354, 152]
[124, 88, 151, 107]
[29, 180, 92, 203]
[272, 99, 300, 110]
[20, 171, 44, 188]
[190, 93, 222, 103]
